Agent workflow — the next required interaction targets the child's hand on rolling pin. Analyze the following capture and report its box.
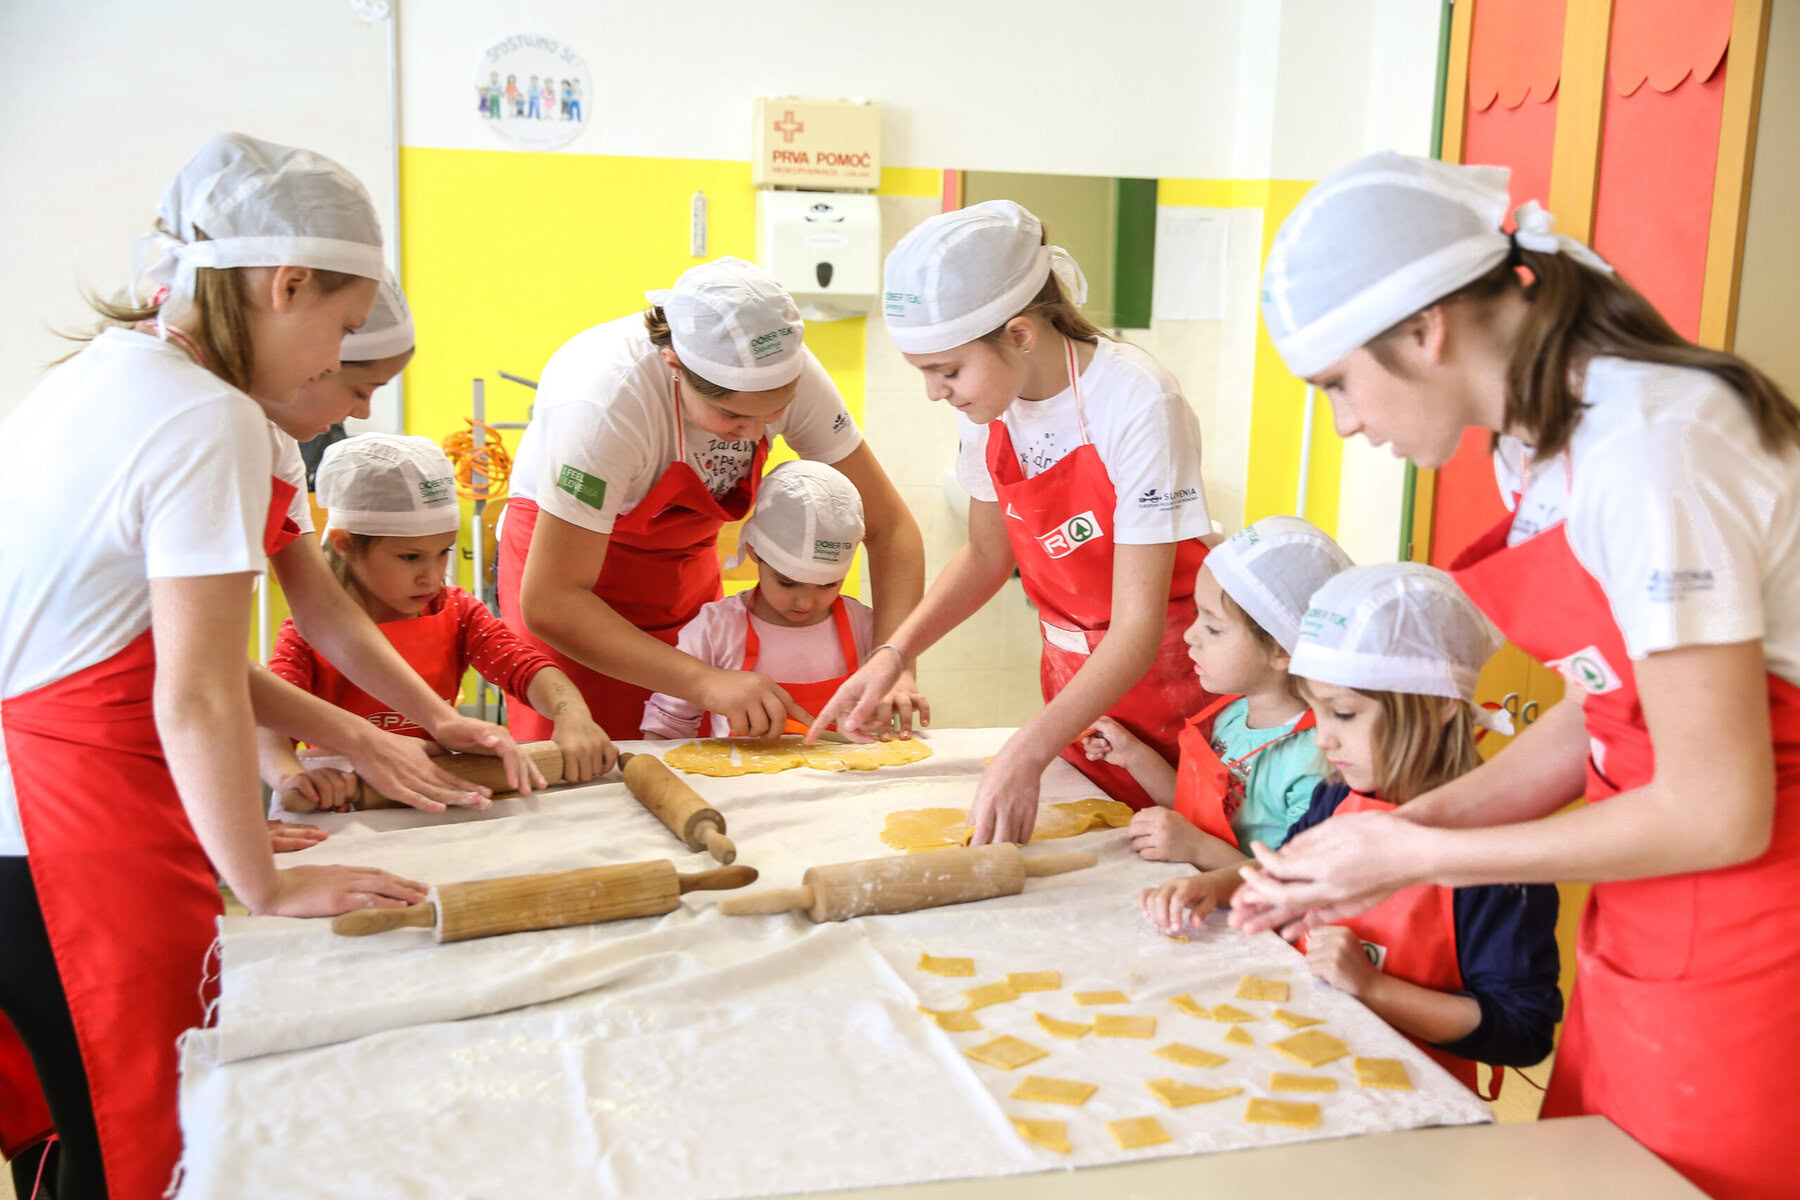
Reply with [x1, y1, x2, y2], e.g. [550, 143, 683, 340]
[1303, 925, 1380, 998]
[275, 766, 359, 814]
[1128, 807, 1224, 867]
[1080, 717, 1144, 767]
[264, 864, 430, 919]
[267, 819, 329, 853]
[1139, 874, 1218, 935]
[552, 714, 617, 782]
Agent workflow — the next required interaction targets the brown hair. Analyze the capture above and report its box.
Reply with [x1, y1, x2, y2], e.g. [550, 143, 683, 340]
[1299, 680, 1479, 804]
[642, 307, 734, 398]
[1218, 589, 1303, 702]
[979, 228, 1115, 350]
[1367, 688, 1479, 804]
[69, 225, 361, 394]
[1372, 248, 1800, 459]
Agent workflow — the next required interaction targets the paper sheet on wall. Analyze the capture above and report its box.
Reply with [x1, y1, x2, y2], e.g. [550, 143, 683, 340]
[1152, 207, 1229, 321]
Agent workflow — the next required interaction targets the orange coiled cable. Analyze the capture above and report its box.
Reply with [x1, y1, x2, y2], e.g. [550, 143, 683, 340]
[440, 419, 513, 502]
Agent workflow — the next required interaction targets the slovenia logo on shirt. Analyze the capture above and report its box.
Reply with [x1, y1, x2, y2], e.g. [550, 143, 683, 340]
[1544, 645, 1625, 695]
[1137, 486, 1198, 513]
[1037, 510, 1103, 559]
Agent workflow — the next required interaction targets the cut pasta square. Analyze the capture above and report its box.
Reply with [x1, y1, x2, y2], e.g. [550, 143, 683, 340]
[1234, 975, 1290, 1003]
[963, 1036, 1048, 1070]
[1107, 1117, 1171, 1149]
[1271, 1030, 1349, 1067]
[1146, 1078, 1243, 1108]
[1094, 1013, 1156, 1039]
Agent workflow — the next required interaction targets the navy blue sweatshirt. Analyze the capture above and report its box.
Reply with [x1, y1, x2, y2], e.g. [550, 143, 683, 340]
[1286, 782, 1563, 1067]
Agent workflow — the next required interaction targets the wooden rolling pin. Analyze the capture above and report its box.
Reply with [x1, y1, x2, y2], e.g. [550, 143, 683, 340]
[717, 845, 1096, 923]
[618, 751, 736, 864]
[282, 741, 566, 813]
[331, 861, 758, 942]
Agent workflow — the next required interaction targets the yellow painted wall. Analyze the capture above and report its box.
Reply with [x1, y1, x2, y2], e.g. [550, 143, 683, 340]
[395, 149, 937, 601]
[1157, 179, 1329, 537]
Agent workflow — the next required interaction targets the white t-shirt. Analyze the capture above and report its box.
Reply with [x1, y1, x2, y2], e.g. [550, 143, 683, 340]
[640, 591, 876, 738]
[1494, 356, 1800, 684]
[954, 339, 1212, 544]
[0, 328, 272, 855]
[270, 422, 314, 537]
[512, 314, 864, 535]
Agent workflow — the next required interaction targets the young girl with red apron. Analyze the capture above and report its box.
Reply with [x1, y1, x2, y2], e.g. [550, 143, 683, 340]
[1252, 152, 1800, 1199]
[988, 335, 1212, 808]
[498, 376, 769, 741]
[1172, 696, 1318, 847]
[1282, 565, 1560, 1100]
[1451, 455, 1800, 1197]
[498, 259, 868, 743]
[639, 459, 872, 739]
[0, 132, 407, 1198]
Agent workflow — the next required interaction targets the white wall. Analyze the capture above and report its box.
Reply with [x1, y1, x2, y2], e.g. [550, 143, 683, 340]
[399, 0, 1246, 177]
[1, 0, 397, 420]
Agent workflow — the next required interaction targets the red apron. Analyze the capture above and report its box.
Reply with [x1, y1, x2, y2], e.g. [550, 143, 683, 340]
[0, 481, 289, 1194]
[1298, 791, 1483, 1093]
[304, 595, 466, 739]
[1172, 696, 1317, 849]
[1450, 480, 1800, 1199]
[498, 376, 769, 741]
[987, 337, 1212, 809]
[739, 595, 859, 736]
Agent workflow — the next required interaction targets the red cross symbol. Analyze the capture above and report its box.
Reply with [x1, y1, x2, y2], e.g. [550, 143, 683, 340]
[773, 110, 805, 142]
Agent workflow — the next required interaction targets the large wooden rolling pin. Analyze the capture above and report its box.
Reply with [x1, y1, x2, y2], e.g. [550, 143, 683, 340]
[282, 741, 567, 813]
[618, 751, 736, 864]
[331, 860, 758, 942]
[717, 844, 1096, 923]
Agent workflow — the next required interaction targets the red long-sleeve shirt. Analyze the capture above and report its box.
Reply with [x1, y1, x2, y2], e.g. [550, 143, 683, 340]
[268, 586, 556, 738]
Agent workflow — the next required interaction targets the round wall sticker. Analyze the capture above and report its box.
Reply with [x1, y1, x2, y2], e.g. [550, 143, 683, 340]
[473, 34, 589, 150]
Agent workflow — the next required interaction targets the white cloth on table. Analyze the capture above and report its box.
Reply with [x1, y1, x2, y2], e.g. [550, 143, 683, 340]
[177, 729, 1489, 1199]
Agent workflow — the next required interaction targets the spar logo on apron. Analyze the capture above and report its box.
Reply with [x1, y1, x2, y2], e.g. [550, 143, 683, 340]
[1036, 510, 1103, 560]
[1360, 940, 1388, 971]
[1545, 644, 1624, 695]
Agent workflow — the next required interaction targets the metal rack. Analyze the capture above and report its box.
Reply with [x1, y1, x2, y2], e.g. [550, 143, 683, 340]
[466, 371, 536, 720]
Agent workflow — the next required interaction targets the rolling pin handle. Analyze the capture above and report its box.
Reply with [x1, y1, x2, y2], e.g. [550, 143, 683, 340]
[330, 902, 437, 937]
[677, 864, 760, 893]
[1022, 851, 1099, 878]
[699, 822, 737, 865]
[716, 886, 815, 917]
[616, 751, 636, 768]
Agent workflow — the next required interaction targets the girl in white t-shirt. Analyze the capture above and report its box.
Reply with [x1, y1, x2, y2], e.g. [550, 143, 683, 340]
[1234, 152, 1800, 1199]
[0, 134, 440, 1200]
[499, 257, 925, 743]
[813, 201, 1218, 844]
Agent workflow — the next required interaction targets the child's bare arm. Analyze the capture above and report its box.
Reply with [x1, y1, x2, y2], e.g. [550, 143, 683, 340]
[1304, 925, 1479, 1043]
[1080, 716, 1177, 805]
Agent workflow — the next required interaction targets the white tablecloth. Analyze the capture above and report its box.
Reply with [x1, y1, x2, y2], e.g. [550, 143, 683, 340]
[175, 730, 1489, 1199]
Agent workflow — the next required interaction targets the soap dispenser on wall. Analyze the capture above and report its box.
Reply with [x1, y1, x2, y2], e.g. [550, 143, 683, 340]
[755, 190, 881, 322]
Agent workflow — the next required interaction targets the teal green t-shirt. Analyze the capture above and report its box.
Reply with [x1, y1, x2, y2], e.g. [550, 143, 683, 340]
[1209, 697, 1327, 851]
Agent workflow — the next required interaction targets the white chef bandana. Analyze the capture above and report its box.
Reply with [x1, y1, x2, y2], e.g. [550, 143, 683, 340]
[738, 460, 866, 586]
[1261, 152, 1614, 379]
[645, 257, 806, 392]
[882, 199, 1090, 355]
[341, 275, 414, 362]
[1206, 516, 1354, 654]
[1291, 563, 1513, 735]
[317, 434, 460, 539]
[132, 132, 386, 332]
